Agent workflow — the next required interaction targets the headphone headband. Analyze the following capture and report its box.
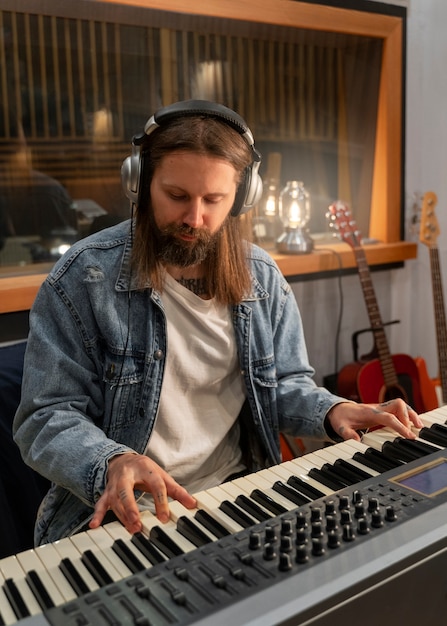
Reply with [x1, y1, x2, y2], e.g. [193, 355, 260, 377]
[121, 100, 263, 216]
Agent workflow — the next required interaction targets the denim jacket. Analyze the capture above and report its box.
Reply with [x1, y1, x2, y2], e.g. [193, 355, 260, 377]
[13, 220, 345, 545]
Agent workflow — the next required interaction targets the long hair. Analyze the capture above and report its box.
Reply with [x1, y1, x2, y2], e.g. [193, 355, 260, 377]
[131, 115, 254, 304]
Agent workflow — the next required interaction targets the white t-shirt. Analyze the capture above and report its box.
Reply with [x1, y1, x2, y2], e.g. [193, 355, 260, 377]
[140, 273, 246, 507]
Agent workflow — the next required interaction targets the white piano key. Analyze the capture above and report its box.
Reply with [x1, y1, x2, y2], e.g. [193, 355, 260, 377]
[16, 549, 65, 608]
[51, 537, 99, 592]
[140, 510, 208, 552]
[84, 527, 134, 579]
[241, 470, 304, 510]
[312, 443, 379, 477]
[33, 543, 78, 602]
[193, 489, 245, 533]
[362, 427, 442, 453]
[101, 521, 154, 569]
[284, 460, 335, 496]
[0, 554, 42, 617]
[167, 501, 217, 541]
[0, 569, 22, 625]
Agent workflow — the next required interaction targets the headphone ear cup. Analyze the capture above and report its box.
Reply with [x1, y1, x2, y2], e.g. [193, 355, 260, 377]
[231, 160, 263, 216]
[121, 147, 142, 206]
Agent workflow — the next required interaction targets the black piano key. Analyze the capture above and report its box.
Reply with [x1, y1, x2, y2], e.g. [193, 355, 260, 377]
[272, 481, 310, 506]
[426, 424, 447, 446]
[176, 515, 214, 547]
[333, 458, 374, 482]
[81, 549, 114, 587]
[131, 532, 166, 565]
[418, 427, 447, 448]
[234, 494, 273, 521]
[219, 500, 257, 529]
[3, 579, 30, 620]
[25, 570, 55, 611]
[194, 509, 231, 539]
[0, 611, 5, 625]
[382, 441, 418, 464]
[287, 475, 325, 500]
[307, 467, 346, 491]
[353, 450, 390, 473]
[249, 488, 288, 515]
[320, 462, 357, 487]
[112, 538, 146, 574]
[149, 526, 185, 558]
[59, 557, 91, 596]
[394, 437, 439, 458]
[365, 447, 404, 469]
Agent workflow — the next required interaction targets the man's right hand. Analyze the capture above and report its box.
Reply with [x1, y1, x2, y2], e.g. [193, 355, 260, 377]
[89, 453, 197, 534]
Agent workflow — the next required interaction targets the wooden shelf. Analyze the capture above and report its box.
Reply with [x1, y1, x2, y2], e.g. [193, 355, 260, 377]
[0, 241, 417, 314]
[270, 241, 417, 278]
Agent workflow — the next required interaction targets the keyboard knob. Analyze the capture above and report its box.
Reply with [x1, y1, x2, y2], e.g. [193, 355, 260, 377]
[296, 544, 309, 564]
[249, 531, 262, 550]
[279, 553, 293, 571]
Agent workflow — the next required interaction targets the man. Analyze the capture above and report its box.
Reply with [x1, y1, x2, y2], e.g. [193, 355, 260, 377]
[13, 100, 422, 546]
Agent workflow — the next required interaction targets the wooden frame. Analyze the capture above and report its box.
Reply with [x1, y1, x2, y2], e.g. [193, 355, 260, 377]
[0, 0, 415, 313]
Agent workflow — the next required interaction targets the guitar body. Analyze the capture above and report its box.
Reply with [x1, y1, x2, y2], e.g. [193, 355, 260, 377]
[337, 355, 426, 413]
[415, 356, 440, 411]
[328, 201, 431, 414]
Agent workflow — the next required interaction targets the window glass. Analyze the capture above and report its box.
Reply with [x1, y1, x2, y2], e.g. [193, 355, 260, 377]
[0, 4, 383, 269]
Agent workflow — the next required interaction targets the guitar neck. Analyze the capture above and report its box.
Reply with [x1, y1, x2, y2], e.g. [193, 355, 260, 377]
[352, 244, 399, 387]
[429, 245, 447, 402]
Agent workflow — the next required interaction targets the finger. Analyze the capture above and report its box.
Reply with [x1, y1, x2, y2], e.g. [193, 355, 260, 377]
[114, 485, 143, 534]
[89, 494, 109, 529]
[375, 409, 416, 439]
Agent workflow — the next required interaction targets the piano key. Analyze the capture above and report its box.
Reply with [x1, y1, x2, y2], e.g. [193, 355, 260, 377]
[418, 426, 447, 447]
[167, 500, 219, 542]
[102, 521, 154, 570]
[265, 463, 327, 500]
[193, 509, 231, 539]
[16, 550, 65, 609]
[219, 478, 280, 519]
[199, 487, 251, 532]
[364, 428, 442, 463]
[140, 509, 211, 553]
[51, 537, 100, 593]
[0, 570, 20, 626]
[313, 443, 379, 479]
[233, 494, 273, 522]
[241, 470, 310, 510]
[176, 516, 214, 547]
[32, 543, 81, 602]
[84, 527, 134, 580]
[418, 423, 447, 446]
[130, 533, 167, 565]
[0, 555, 42, 618]
[218, 500, 258, 528]
[70, 530, 126, 583]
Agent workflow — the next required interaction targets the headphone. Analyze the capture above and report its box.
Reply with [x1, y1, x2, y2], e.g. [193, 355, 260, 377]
[121, 100, 263, 217]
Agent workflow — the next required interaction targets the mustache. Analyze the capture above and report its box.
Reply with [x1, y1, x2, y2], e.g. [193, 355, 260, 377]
[159, 223, 213, 244]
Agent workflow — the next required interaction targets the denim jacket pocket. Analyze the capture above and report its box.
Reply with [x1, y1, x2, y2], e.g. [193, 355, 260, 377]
[102, 352, 145, 435]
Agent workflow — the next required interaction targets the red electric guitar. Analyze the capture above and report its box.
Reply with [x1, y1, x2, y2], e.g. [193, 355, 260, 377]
[417, 190, 447, 408]
[328, 201, 426, 412]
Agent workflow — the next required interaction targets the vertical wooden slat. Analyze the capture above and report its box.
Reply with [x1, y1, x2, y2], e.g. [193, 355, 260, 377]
[89, 20, 99, 116]
[50, 16, 63, 136]
[24, 14, 37, 136]
[114, 23, 124, 137]
[37, 15, 50, 136]
[101, 22, 111, 114]
[63, 18, 76, 137]
[10, 12, 22, 125]
[76, 19, 87, 136]
[0, 11, 9, 135]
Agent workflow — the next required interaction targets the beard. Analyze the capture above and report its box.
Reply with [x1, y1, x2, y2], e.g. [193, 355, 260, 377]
[153, 221, 220, 268]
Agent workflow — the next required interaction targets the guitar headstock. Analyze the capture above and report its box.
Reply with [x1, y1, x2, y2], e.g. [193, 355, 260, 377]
[419, 191, 439, 248]
[326, 201, 362, 249]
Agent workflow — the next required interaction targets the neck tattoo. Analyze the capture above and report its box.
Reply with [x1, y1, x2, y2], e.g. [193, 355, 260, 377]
[177, 276, 208, 296]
